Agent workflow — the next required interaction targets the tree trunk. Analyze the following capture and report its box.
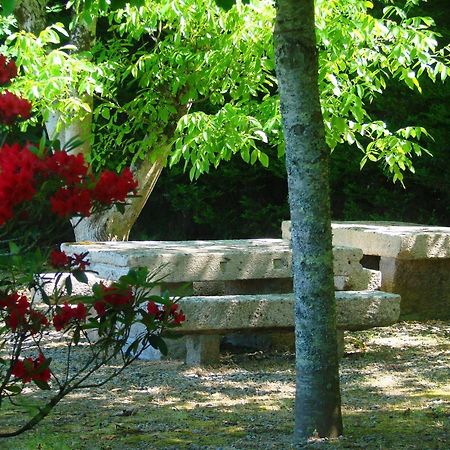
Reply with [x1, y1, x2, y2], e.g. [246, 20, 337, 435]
[14, 5, 175, 242]
[274, 0, 343, 443]
[14, 0, 47, 34]
[72, 149, 168, 241]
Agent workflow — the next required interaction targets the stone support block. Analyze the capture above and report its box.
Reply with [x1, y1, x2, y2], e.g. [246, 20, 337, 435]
[185, 335, 221, 366]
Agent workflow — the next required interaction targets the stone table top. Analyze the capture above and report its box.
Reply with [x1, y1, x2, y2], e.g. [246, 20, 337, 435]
[62, 239, 364, 283]
[282, 221, 450, 259]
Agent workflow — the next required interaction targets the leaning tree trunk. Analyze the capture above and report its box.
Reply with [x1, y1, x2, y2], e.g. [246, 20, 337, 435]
[72, 149, 169, 241]
[274, 0, 343, 443]
[14, 4, 178, 242]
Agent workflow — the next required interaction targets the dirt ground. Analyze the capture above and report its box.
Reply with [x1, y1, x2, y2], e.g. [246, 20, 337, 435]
[1, 321, 449, 449]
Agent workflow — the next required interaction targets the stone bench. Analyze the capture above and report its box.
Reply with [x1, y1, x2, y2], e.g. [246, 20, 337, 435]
[282, 221, 450, 319]
[61, 239, 388, 363]
[175, 290, 401, 365]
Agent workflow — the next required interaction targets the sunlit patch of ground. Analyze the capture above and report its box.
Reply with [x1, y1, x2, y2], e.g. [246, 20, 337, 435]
[1, 321, 448, 449]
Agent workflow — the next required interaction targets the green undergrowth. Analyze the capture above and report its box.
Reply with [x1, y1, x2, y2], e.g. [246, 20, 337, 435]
[1, 321, 449, 449]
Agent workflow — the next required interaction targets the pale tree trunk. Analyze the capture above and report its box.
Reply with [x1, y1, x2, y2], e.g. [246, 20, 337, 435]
[274, 0, 343, 443]
[46, 18, 95, 157]
[72, 148, 169, 241]
[14, 5, 175, 242]
[14, 0, 47, 34]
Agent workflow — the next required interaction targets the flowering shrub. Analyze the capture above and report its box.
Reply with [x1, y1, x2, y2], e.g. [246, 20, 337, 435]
[0, 55, 185, 437]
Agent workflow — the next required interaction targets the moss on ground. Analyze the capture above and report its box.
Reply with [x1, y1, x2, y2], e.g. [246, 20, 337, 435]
[1, 321, 449, 449]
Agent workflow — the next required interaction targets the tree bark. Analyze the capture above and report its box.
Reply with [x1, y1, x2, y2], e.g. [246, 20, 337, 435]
[72, 148, 169, 241]
[274, 0, 343, 443]
[14, 0, 47, 34]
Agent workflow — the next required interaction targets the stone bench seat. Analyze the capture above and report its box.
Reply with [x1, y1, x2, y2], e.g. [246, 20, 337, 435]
[174, 290, 401, 365]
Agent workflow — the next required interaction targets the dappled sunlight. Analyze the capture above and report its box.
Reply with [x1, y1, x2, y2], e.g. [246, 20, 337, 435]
[2, 321, 448, 449]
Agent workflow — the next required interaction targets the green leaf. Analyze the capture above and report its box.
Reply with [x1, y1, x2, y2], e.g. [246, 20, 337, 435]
[73, 327, 80, 345]
[65, 276, 73, 296]
[1, 0, 15, 16]
[33, 379, 51, 391]
[148, 335, 168, 355]
[8, 242, 20, 255]
[72, 270, 89, 284]
[258, 151, 269, 168]
[5, 384, 22, 394]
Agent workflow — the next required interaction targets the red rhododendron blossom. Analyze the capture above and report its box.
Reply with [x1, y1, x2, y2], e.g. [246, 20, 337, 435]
[49, 250, 90, 271]
[44, 151, 88, 184]
[12, 353, 51, 384]
[93, 284, 134, 316]
[50, 187, 92, 217]
[49, 249, 71, 268]
[28, 310, 49, 334]
[52, 302, 87, 331]
[0, 143, 42, 225]
[0, 55, 17, 85]
[0, 293, 30, 331]
[161, 303, 186, 325]
[93, 301, 107, 317]
[92, 168, 138, 204]
[72, 252, 90, 271]
[168, 303, 186, 325]
[147, 301, 161, 318]
[0, 91, 32, 125]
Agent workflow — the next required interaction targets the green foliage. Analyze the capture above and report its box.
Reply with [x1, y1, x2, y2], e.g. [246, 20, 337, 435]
[2, 0, 448, 183]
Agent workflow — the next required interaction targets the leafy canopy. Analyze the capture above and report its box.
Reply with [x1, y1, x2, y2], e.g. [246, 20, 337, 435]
[1, 0, 449, 183]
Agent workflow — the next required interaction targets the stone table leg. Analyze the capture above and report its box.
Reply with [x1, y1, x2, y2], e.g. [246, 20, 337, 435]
[185, 335, 221, 365]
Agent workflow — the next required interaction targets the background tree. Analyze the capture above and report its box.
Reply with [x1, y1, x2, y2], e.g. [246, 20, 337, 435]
[1, 0, 447, 241]
[275, 0, 342, 441]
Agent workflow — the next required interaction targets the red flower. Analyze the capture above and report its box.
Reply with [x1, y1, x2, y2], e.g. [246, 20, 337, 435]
[0, 143, 42, 225]
[11, 353, 51, 384]
[163, 302, 186, 325]
[49, 250, 90, 272]
[11, 359, 30, 382]
[52, 302, 87, 331]
[0, 91, 32, 125]
[43, 151, 88, 185]
[72, 252, 90, 271]
[147, 301, 161, 318]
[92, 168, 138, 204]
[50, 187, 92, 217]
[0, 55, 17, 85]
[28, 310, 49, 334]
[101, 284, 134, 307]
[49, 249, 71, 268]
[93, 301, 107, 317]
[1, 293, 30, 331]
[73, 303, 88, 320]
[93, 284, 134, 316]
[173, 310, 186, 325]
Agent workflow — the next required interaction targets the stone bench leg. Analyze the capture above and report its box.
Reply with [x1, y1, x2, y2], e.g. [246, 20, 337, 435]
[185, 335, 221, 365]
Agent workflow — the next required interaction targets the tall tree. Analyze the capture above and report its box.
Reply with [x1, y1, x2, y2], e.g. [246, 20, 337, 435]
[2, 0, 448, 241]
[274, 0, 343, 442]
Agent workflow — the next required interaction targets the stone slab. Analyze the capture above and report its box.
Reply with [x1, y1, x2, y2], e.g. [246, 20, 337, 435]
[282, 221, 450, 259]
[176, 290, 401, 334]
[62, 239, 372, 291]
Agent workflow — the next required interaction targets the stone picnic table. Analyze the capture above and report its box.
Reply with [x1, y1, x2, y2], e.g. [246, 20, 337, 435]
[61, 238, 400, 364]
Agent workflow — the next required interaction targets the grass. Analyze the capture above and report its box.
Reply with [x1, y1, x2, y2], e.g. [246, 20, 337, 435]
[1, 321, 449, 449]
